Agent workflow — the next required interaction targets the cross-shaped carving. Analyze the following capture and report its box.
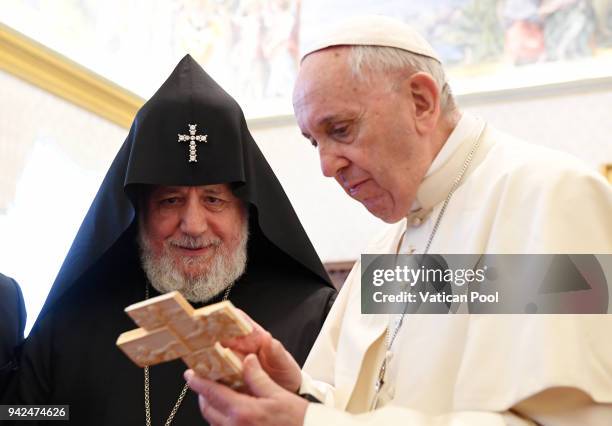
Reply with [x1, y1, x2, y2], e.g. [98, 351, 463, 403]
[178, 123, 207, 162]
[116, 291, 252, 388]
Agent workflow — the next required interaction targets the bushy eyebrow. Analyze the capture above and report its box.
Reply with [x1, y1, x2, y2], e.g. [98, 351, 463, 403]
[152, 185, 228, 197]
[202, 186, 225, 195]
[300, 113, 350, 139]
[318, 114, 345, 127]
[151, 186, 182, 196]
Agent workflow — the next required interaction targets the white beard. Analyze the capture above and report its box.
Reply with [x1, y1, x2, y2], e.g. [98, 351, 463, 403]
[138, 220, 249, 303]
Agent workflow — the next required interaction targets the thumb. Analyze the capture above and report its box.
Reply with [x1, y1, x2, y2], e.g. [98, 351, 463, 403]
[243, 353, 283, 398]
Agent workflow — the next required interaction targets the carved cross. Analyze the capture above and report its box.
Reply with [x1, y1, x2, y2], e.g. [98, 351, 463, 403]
[178, 123, 207, 163]
[116, 291, 251, 388]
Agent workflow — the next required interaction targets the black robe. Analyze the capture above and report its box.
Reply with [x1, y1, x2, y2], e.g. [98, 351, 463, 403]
[0, 273, 26, 402]
[14, 225, 335, 425]
[9, 55, 337, 425]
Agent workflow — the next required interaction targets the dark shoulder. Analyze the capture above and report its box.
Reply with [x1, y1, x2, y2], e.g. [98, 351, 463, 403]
[0, 273, 19, 298]
[299, 284, 336, 311]
[0, 273, 25, 331]
[0, 273, 26, 368]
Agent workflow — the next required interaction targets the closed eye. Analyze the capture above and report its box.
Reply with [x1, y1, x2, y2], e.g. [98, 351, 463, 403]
[300, 132, 318, 148]
[328, 121, 352, 141]
[331, 126, 349, 137]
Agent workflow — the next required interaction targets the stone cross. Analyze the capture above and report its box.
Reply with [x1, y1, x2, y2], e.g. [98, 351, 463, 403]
[178, 123, 207, 163]
[116, 291, 251, 388]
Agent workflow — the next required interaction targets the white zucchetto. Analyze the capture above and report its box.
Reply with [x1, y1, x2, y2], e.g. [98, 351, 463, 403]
[301, 15, 441, 63]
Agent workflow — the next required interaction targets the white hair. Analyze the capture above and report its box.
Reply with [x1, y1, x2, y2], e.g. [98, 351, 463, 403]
[138, 215, 249, 303]
[347, 45, 456, 113]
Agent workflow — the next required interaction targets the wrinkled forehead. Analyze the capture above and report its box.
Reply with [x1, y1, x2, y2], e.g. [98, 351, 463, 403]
[293, 50, 363, 130]
[150, 183, 233, 195]
[293, 47, 352, 105]
[139, 183, 239, 205]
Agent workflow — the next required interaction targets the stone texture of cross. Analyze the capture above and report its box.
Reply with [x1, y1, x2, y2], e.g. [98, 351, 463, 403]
[178, 123, 207, 162]
[116, 291, 251, 388]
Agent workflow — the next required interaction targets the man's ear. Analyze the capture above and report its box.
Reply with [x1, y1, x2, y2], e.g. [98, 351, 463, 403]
[407, 72, 440, 135]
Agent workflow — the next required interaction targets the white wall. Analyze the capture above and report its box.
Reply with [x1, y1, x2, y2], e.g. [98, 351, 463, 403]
[0, 70, 127, 331]
[460, 83, 612, 169]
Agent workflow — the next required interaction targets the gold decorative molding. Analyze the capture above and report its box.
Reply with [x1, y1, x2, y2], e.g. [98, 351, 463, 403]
[0, 23, 143, 128]
[602, 164, 612, 184]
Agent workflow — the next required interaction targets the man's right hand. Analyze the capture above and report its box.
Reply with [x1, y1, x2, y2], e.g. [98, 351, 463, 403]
[222, 310, 303, 393]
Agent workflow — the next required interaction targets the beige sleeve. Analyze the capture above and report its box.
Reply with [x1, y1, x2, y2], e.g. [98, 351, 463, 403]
[298, 370, 336, 407]
[299, 260, 363, 406]
[304, 398, 612, 426]
[512, 387, 612, 426]
[303, 404, 534, 426]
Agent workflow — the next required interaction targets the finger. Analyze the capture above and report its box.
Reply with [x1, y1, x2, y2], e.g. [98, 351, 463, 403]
[198, 394, 228, 426]
[243, 353, 284, 398]
[260, 338, 290, 374]
[221, 321, 272, 354]
[259, 339, 302, 392]
[261, 338, 289, 369]
[185, 369, 247, 414]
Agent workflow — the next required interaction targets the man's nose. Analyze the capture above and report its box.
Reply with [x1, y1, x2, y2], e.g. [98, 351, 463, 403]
[319, 145, 349, 178]
[179, 198, 208, 236]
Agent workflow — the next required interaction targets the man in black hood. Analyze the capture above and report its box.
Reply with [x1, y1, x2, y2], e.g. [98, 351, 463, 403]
[11, 55, 336, 425]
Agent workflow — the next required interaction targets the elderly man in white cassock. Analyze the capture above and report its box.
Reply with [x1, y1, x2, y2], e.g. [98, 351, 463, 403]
[185, 15, 612, 425]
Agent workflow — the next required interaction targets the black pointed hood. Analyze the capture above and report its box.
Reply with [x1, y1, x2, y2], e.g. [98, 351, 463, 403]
[38, 55, 332, 321]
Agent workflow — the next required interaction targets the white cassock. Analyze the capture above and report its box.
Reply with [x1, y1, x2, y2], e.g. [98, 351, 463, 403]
[299, 113, 612, 425]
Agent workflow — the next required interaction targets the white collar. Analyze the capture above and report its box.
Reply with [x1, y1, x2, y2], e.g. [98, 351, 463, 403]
[426, 113, 477, 177]
[410, 113, 489, 213]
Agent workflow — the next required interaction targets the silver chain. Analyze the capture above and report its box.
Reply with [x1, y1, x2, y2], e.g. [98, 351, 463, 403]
[144, 281, 236, 425]
[372, 123, 486, 409]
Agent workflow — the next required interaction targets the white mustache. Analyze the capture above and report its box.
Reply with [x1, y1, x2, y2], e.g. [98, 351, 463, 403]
[169, 236, 222, 249]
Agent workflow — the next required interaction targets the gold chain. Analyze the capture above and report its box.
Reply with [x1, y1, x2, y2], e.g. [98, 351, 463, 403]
[144, 282, 235, 425]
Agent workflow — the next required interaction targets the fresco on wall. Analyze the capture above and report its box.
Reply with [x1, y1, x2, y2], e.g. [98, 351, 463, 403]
[350, 0, 612, 67]
[300, 0, 612, 94]
[0, 0, 301, 118]
[2, 0, 612, 115]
